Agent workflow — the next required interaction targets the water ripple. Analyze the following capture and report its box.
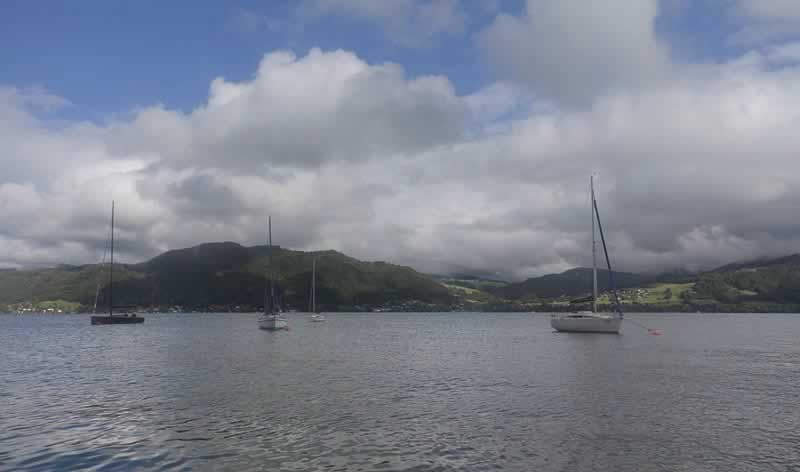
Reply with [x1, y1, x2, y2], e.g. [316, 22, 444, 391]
[1, 312, 800, 470]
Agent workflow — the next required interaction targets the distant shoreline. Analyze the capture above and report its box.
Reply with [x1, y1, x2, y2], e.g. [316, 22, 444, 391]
[5, 306, 800, 315]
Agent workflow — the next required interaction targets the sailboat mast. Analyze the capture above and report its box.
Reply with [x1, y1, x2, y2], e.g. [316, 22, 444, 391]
[109, 201, 114, 317]
[593, 190, 623, 317]
[312, 257, 316, 313]
[589, 175, 597, 313]
[268, 216, 274, 314]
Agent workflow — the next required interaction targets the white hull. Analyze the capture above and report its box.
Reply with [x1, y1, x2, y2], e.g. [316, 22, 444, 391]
[258, 314, 288, 330]
[551, 313, 622, 333]
[310, 314, 326, 322]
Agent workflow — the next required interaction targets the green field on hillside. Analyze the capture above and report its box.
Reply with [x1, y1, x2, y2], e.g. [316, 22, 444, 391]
[640, 283, 694, 304]
[597, 282, 695, 305]
[443, 283, 491, 303]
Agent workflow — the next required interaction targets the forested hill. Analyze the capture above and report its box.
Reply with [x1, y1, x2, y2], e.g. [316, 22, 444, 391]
[492, 268, 654, 300]
[3, 245, 800, 313]
[690, 254, 800, 306]
[0, 242, 452, 312]
[488, 254, 800, 312]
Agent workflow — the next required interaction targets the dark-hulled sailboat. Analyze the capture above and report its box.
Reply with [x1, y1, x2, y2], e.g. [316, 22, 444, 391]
[91, 201, 144, 325]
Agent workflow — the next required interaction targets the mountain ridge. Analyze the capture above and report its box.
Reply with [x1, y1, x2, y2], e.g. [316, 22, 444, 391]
[0, 242, 453, 312]
[489, 253, 800, 312]
[2, 244, 800, 313]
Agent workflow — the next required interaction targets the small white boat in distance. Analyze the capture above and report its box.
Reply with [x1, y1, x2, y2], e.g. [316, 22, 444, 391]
[551, 176, 623, 334]
[259, 216, 288, 331]
[309, 257, 326, 322]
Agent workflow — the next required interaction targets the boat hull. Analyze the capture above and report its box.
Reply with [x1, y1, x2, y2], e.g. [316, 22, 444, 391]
[258, 315, 288, 330]
[91, 315, 144, 325]
[310, 314, 326, 322]
[551, 314, 621, 333]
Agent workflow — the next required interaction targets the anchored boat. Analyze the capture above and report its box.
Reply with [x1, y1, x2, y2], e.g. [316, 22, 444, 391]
[91, 201, 144, 325]
[551, 176, 623, 334]
[258, 216, 288, 331]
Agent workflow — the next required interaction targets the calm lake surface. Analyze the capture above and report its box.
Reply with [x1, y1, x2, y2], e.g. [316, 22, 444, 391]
[1, 312, 799, 471]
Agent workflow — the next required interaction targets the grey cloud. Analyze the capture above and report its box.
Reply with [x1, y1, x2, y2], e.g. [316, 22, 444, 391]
[479, 0, 671, 106]
[4, 42, 800, 279]
[167, 174, 243, 222]
[331, 50, 800, 277]
[105, 49, 467, 172]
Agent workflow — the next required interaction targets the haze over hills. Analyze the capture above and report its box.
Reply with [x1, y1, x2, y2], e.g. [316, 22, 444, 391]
[1, 242, 799, 313]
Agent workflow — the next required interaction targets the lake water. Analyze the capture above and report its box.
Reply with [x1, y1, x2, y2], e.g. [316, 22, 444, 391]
[1, 312, 799, 471]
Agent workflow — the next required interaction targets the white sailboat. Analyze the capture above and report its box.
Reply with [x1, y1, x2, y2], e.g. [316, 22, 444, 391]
[258, 216, 288, 331]
[309, 257, 326, 322]
[551, 176, 623, 334]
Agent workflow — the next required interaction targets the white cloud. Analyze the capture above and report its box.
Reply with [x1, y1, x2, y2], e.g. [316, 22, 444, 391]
[17, 86, 72, 111]
[4, 45, 800, 278]
[763, 41, 800, 65]
[105, 49, 467, 171]
[464, 81, 533, 128]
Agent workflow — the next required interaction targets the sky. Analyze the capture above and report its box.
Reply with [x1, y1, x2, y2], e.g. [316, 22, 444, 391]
[3, 0, 800, 280]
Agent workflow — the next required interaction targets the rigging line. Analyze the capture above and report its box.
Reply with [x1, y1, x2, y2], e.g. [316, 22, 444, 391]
[592, 183, 662, 335]
[627, 317, 663, 335]
[592, 194, 622, 316]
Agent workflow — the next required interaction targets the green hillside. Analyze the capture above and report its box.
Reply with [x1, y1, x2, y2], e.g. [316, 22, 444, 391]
[0, 264, 143, 307]
[688, 255, 800, 307]
[485, 255, 800, 312]
[3, 245, 800, 314]
[0, 242, 452, 312]
[493, 268, 653, 301]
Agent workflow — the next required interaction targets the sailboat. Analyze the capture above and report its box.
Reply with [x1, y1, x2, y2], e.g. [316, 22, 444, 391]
[258, 216, 288, 331]
[91, 201, 145, 325]
[309, 257, 326, 322]
[551, 176, 623, 334]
